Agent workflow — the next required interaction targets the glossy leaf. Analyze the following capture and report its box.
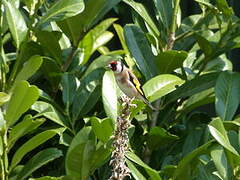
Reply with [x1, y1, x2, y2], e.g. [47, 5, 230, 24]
[147, 127, 179, 150]
[29, 177, 60, 180]
[173, 140, 216, 179]
[124, 25, 158, 80]
[195, 33, 214, 57]
[126, 151, 161, 179]
[8, 114, 45, 150]
[72, 69, 104, 121]
[91, 117, 114, 143]
[102, 71, 117, 121]
[0, 92, 10, 106]
[58, 0, 120, 45]
[35, 31, 62, 65]
[41, 57, 62, 89]
[182, 88, 215, 113]
[89, 142, 111, 173]
[143, 74, 184, 102]
[66, 127, 95, 179]
[123, 0, 160, 37]
[10, 128, 65, 170]
[156, 50, 188, 74]
[215, 0, 233, 17]
[210, 145, 229, 180]
[215, 71, 240, 121]
[208, 118, 239, 155]
[5, 81, 40, 126]
[83, 55, 114, 78]
[165, 72, 219, 104]
[77, 18, 117, 65]
[16, 148, 63, 180]
[126, 159, 146, 180]
[31, 101, 66, 127]
[153, 0, 173, 30]
[113, 24, 130, 54]
[37, 0, 85, 27]
[3, 0, 27, 48]
[13, 55, 43, 86]
[61, 73, 77, 107]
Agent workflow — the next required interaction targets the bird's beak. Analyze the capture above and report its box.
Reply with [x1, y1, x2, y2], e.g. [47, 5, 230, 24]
[105, 64, 111, 70]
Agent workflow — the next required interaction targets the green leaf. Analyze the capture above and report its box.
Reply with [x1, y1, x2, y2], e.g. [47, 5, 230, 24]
[208, 118, 239, 156]
[16, 148, 63, 180]
[182, 88, 215, 113]
[31, 101, 66, 127]
[41, 57, 62, 89]
[10, 128, 64, 170]
[215, 0, 233, 17]
[37, 0, 85, 27]
[204, 54, 233, 72]
[126, 159, 146, 180]
[195, 33, 214, 57]
[91, 117, 114, 143]
[66, 127, 95, 179]
[147, 127, 179, 150]
[102, 71, 117, 121]
[77, 18, 117, 66]
[215, 71, 240, 121]
[165, 72, 219, 104]
[143, 74, 184, 102]
[72, 69, 104, 121]
[113, 24, 130, 54]
[156, 50, 188, 74]
[61, 73, 77, 107]
[8, 114, 45, 150]
[0, 109, 6, 134]
[210, 145, 229, 180]
[3, 0, 27, 48]
[5, 81, 40, 126]
[126, 151, 161, 180]
[13, 55, 43, 86]
[83, 55, 114, 78]
[29, 177, 60, 180]
[89, 142, 111, 174]
[58, 0, 121, 45]
[173, 140, 216, 179]
[124, 24, 158, 80]
[153, 0, 173, 30]
[35, 31, 62, 65]
[0, 92, 10, 106]
[123, 0, 160, 37]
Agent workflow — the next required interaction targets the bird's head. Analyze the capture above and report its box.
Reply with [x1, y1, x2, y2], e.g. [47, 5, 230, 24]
[107, 61, 123, 73]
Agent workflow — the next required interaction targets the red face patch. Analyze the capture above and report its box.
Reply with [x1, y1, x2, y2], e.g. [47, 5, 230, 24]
[109, 61, 118, 71]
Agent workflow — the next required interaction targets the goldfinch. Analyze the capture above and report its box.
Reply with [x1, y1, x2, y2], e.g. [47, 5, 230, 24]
[107, 60, 157, 110]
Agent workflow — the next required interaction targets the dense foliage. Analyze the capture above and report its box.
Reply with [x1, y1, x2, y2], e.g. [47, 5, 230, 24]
[0, 0, 240, 179]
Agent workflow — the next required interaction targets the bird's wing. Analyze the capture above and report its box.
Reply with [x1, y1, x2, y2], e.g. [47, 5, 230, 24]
[127, 69, 145, 96]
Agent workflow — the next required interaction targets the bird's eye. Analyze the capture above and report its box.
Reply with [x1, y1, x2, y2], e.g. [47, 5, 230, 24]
[110, 63, 117, 71]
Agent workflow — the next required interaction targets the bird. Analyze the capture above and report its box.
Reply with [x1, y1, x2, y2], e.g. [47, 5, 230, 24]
[107, 60, 157, 110]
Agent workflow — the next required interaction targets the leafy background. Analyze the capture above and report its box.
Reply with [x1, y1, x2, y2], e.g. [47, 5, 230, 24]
[0, 0, 240, 179]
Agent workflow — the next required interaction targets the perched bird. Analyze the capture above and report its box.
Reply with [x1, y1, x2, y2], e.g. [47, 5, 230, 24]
[107, 60, 157, 110]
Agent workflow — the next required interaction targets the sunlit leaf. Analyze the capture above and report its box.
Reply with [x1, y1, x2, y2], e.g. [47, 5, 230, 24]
[102, 71, 117, 122]
[215, 71, 240, 120]
[16, 148, 63, 180]
[124, 25, 158, 80]
[37, 0, 85, 27]
[143, 74, 184, 102]
[10, 128, 65, 170]
[3, 0, 27, 48]
[91, 117, 114, 143]
[5, 81, 39, 126]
